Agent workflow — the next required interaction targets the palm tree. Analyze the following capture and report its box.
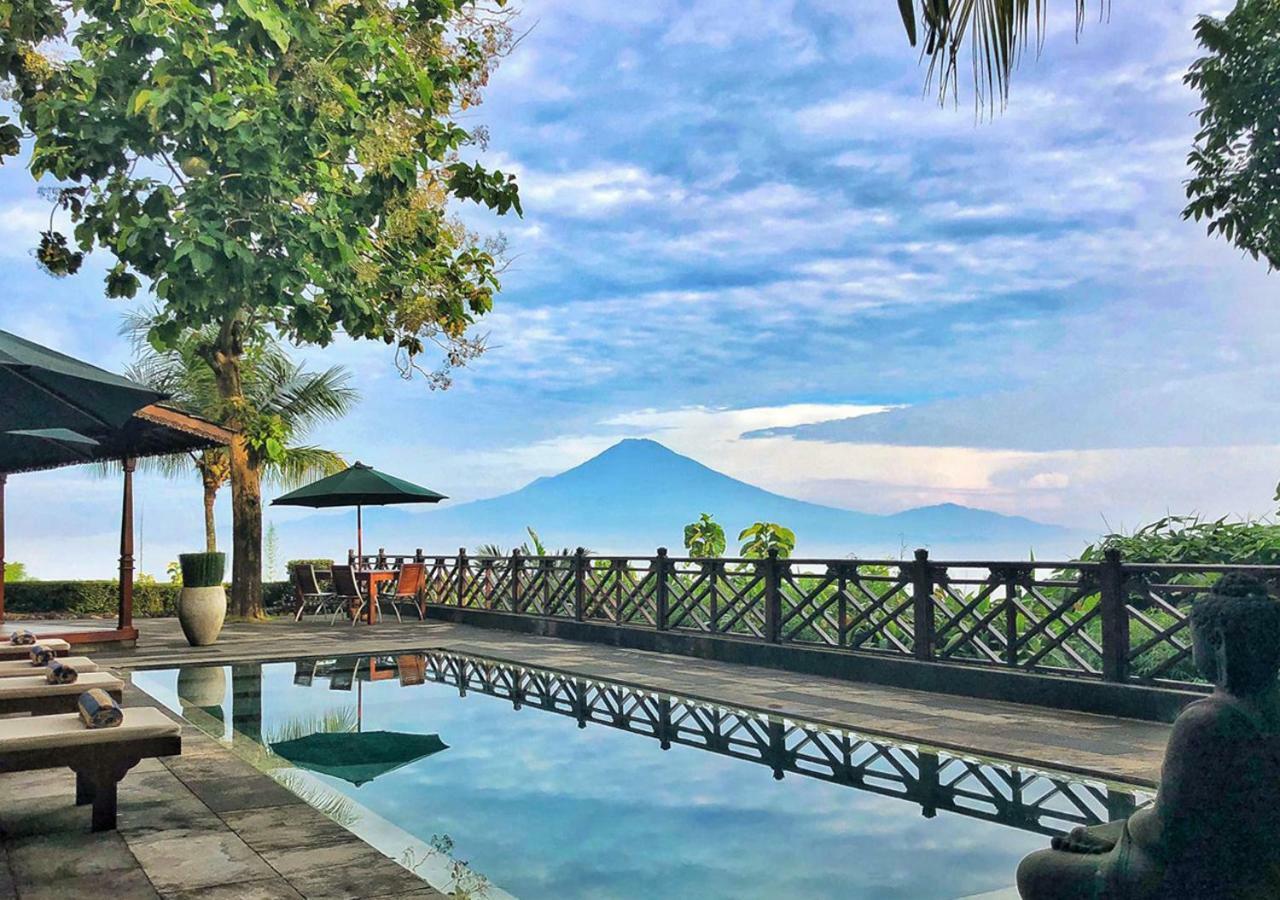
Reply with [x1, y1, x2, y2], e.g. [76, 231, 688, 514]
[894, 1, 1107, 111]
[127, 318, 358, 563]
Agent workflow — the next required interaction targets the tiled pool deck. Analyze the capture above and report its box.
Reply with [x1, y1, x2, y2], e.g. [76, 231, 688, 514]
[0, 616, 1174, 898]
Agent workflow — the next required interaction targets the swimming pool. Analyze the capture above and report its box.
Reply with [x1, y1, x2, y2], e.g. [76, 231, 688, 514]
[133, 651, 1146, 900]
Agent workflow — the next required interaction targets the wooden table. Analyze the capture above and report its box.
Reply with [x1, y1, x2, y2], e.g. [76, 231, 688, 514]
[356, 569, 396, 624]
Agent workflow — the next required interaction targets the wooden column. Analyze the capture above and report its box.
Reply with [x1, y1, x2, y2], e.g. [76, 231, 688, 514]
[0, 474, 7, 624]
[118, 458, 135, 631]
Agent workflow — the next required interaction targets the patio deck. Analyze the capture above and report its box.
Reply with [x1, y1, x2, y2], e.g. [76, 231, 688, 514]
[1, 615, 1173, 898]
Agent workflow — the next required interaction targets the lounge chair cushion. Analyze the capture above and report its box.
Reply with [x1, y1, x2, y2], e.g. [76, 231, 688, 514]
[0, 707, 179, 752]
[0, 657, 98, 678]
[0, 671, 121, 700]
[0, 637, 70, 655]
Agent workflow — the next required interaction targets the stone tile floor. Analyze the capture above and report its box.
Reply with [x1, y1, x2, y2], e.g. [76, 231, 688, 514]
[0, 678, 443, 899]
[0, 614, 1175, 898]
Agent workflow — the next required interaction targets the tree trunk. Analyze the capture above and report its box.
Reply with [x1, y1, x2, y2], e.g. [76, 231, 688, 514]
[228, 437, 263, 617]
[207, 338, 264, 619]
[202, 480, 218, 553]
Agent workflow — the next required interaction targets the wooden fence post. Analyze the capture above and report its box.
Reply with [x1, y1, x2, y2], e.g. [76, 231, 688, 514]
[1100, 548, 1129, 683]
[911, 549, 934, 662]
[573, 547, 586, 622]
[456, 548, 468, 607]
[1004, 567, 1022, 668]
[511, 549, 523, 613]
[764, 549, 782, 644]
[655, 547, 670, 631]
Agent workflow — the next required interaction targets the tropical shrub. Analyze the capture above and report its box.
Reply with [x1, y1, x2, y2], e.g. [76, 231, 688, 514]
[739, 522, 797, 559]
[683, 514, 726, 557]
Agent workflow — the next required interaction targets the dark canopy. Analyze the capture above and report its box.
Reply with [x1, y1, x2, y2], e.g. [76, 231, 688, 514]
[0, 328, 164, 433]
[0, 404, 231, 476]
[272, 462, 447, 508]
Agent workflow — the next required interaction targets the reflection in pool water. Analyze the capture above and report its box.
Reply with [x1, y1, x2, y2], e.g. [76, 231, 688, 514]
[133, 651, 1147, 900]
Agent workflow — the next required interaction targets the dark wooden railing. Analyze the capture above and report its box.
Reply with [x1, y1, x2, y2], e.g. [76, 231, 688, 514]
[350, 547, 1280, 691]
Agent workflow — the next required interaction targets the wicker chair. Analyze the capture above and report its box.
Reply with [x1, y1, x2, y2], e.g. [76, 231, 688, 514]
[291, 563, 337, 622]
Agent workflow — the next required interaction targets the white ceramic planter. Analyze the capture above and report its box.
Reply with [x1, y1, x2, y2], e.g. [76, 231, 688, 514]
[178, 585, 227, 647]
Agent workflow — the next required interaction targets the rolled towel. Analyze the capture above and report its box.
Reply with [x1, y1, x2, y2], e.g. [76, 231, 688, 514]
[29, 644, 57, 666]
[77, 688, 123, 729]
[9, 630, 36, 646]
[46, 660, 78, 685]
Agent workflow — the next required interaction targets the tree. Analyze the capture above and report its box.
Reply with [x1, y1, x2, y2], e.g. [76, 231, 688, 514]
[3, 0, 521, 615]
[1183, 1, 1280, 270]
[3, 562, 28, 582]
[683, 513, 726, 558]
[129, 330, 357, 567]
[893, 1, 1106, 110]
[738, 522, 797, 559]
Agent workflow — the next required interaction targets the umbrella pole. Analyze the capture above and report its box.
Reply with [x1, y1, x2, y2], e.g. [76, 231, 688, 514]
[0, 474, 6, 624]
[356, 504, 363, 568]
[117, 458, 135, 631]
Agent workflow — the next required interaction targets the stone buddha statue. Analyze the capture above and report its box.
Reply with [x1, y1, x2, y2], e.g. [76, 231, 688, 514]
[1016, 572, 1280, 900]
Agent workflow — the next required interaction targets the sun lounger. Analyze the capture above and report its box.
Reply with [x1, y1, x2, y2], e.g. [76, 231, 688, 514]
[0, 638, 70, 661]
[0, 671, 123, 716]
[0, 707, 181, 830]
[0, 656, 98, 678]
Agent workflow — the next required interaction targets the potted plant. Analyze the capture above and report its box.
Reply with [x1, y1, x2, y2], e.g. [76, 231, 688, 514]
[177, 552, 227, 646]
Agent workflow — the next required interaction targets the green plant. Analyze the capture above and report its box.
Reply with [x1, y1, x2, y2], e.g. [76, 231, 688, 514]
[738, 522, 797, 559]
[166, 561, 183, 585]
[179, 552, 227, 588]
[3, 0, 521, 618]
[3, 562, 28, 582]
[265, 523, 280, 583]
[683, 514, 726, 558]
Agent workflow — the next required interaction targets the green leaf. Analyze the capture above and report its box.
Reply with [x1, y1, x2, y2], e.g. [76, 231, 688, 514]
[235, 0, 291, 51]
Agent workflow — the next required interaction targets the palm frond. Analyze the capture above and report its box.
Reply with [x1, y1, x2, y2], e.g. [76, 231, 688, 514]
[264, 445, 348, 490]
[902, 0, 1108, 113]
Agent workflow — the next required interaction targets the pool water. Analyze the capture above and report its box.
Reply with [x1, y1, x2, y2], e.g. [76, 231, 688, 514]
[133, 651, 1145, 900]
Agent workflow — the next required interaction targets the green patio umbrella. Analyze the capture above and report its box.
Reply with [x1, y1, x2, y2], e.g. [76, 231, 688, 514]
[271, 462, 446, 561]
[0, 329, 164, 434]
[269, 730, 449, 787]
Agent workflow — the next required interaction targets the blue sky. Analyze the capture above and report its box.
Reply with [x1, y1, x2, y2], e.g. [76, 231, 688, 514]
[2, 0, 1275, 577]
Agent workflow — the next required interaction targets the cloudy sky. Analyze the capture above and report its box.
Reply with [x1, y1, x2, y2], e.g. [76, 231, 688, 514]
[2, 0, 1273, 577]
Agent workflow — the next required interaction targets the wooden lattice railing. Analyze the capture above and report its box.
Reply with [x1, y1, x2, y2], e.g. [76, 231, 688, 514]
[348, 547, 1280, 691]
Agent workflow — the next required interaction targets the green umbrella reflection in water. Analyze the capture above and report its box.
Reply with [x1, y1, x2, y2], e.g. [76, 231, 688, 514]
[270, 730, 449, 787]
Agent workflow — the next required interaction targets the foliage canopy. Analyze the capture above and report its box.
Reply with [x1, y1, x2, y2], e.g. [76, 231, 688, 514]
[1184, 0, 1280, 270]
[3, 0, 520, 379]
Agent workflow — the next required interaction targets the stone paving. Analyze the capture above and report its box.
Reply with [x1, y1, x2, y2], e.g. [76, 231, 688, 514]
[0, 614, 1175, 898]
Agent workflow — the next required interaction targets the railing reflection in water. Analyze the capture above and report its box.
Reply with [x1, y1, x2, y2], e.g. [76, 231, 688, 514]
[266, 651, 1148, 838]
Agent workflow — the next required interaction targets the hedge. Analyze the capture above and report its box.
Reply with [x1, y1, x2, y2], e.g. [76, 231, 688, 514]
[4, 580, 293, 618]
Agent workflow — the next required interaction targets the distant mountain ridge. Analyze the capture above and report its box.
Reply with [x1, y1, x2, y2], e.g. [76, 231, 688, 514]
[275, 438, 1077, 561]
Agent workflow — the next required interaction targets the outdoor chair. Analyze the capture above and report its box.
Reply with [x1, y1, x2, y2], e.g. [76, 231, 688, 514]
[377, 562, 428, 623]
[0, 638, 69, 661]
[0, 656, 98, 678]
[329, 564, 366, 626]
[0, 671, 123, 716]
[329, 657, 360, 691]
[291, 562, 338, 622]
[293, 660, 317, 687]
[0, 707, 181, 831]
